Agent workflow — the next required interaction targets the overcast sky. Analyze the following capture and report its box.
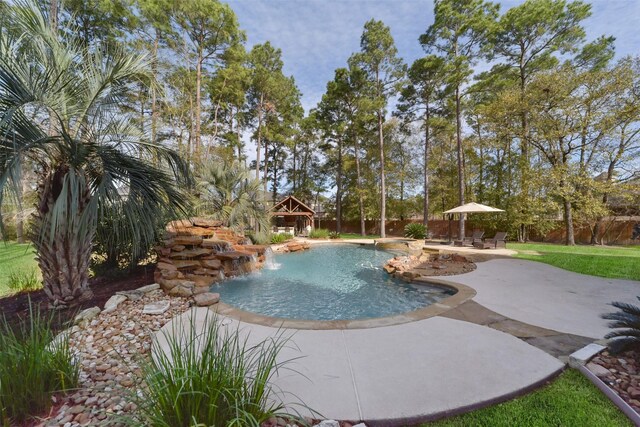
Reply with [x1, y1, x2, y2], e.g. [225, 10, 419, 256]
[227, 0, 640, 113]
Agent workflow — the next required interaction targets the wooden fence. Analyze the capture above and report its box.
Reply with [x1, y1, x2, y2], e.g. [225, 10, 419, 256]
[315, 218, 640, 245]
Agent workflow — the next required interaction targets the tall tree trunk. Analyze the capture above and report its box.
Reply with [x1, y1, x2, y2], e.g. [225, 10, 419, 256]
[151, 30, 159, 156]
[336, 138, 343, 234]
[455, 85, 465, 239]
[378, 109, 386, 238]
[563, 196, 575, 246]
[423, 105, 430, 228]
[49, 0, 58, 30]
[195, 52, 203, 163]
[354, 137, 366, 236]
[33, 169, 94, 308]
[262, 140, 269, 195]
[518, 61, 530, 243]
[292, 139, 297, 193]
[255, 96, 264, 180]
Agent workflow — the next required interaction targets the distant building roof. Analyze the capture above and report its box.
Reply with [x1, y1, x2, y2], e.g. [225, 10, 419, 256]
[270, 195, 315, 216]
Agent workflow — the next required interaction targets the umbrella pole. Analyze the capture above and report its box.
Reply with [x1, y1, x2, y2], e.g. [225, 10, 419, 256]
[448, 214, 452, 243]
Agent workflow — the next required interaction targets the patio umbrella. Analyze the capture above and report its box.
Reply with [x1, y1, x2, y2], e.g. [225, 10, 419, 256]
[443, 202, 505, 241]
[443, 202, 505, 214]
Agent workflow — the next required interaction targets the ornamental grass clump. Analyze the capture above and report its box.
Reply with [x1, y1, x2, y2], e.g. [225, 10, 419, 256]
[125, 313, 300, 427]
[0, 304, 79, 425]
[602, 296, 640, 354]
[404, 223, 427, 239]
[309, 228, 329, 239]
[7, 269, 41, 294]
[270, 233, 293, 244]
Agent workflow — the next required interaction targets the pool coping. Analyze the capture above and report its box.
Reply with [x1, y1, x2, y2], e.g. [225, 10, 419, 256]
[212, 277, 476, 330]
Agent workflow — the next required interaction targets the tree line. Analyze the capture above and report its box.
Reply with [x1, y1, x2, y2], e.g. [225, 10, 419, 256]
[3, 0, 640, 248]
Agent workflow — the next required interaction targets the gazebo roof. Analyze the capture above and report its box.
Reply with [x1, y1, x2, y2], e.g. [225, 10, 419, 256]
[270, 195, 315, 216]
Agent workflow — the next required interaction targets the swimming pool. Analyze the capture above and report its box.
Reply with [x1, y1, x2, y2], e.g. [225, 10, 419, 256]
[212, 244, 456, 321]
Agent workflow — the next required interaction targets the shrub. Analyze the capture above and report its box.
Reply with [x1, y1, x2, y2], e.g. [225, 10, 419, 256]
[329, 231, 341, 239]
[0, 304, 79, 424]
[124, 313, 299, 427]
[602, 297, 640, 354]
[404, 223, 427, 239]
[309, 228, 329, 239]
[270, 233, 293, 244]
[246, 230, 272, 245]
[7, 268, 41, 293]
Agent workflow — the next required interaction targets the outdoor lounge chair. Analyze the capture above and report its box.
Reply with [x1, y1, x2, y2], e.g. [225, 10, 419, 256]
[463, 230, 485, 246]
[486, 231, 507, 249]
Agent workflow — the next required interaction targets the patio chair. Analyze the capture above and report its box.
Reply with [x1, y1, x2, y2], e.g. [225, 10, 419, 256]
[486, 231, 507, 249]
[463, 230, 485, 246]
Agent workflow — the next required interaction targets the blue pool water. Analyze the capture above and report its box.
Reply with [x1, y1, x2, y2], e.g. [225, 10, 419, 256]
[212, 244, 456, 321]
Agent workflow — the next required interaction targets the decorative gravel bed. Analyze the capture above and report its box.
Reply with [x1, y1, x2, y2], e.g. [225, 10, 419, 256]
[590, 350, 640, 414]
[35, 287, 191, 426]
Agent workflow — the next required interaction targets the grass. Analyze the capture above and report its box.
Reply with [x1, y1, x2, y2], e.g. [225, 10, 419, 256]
[512, 242, 640, 281]
[336, 233, 381, 239]
[0, 304, 79, 425]
[426, 369, 632, 426]
[0, 242, 39, 296]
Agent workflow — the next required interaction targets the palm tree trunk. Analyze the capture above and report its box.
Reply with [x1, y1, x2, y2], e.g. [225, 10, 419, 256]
[33, 170, 94, 307]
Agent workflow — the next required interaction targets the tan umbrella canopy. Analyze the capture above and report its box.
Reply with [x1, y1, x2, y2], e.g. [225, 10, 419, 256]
[443, 202, 505, 214]
[442, 202, 504, 242]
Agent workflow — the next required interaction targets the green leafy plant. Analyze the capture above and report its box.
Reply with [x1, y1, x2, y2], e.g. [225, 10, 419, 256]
[197, 161, 270, 233]
[124, 313, 302, 427]
[309, 228, 329, 239]
[270, 233, 293, 244]
[404, 223, 427, 239]
[602, 297, 640, 354]
[0, 303, 79, 425]
[246, 230, 272, 245]
[7, 268, 41, 293]
[0, 3, 190, 308]
[329, 231, 341, 239]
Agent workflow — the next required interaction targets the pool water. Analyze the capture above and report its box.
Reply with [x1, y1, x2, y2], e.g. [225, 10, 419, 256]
[212, 244, 456, 321]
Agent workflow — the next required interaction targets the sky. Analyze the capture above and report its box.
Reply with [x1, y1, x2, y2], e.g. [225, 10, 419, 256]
[226, 0, 640, 113]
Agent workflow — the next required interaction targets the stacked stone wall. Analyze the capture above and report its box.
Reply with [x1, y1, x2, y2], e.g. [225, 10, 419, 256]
[154, 218, 267, 297]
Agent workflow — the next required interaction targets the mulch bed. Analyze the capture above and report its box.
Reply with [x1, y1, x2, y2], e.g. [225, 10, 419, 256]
[591, 349, 640, 414]
[0, 265, 155, 332]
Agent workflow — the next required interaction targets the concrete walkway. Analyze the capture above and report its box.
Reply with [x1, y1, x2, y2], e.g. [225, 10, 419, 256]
[448, 258, 639, 339]
[156, 308, 563, 424]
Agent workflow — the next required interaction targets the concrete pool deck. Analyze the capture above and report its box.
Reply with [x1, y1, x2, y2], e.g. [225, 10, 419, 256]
[156, 307, 564, 424]
[154, 253, 640, 425]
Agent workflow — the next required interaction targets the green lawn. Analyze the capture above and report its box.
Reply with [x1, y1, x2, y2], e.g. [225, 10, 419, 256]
[0, 242, 39, 296]
[511, 242, 640, 281]
[338, 233, 381, 239]
[426, 370, 631, 426]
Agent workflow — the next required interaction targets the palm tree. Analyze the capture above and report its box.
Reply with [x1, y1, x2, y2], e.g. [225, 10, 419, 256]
[197, 161, 269, 232]
[0, 2, 190, 307]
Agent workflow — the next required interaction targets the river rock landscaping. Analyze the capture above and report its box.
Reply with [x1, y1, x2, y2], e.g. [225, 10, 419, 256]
[590, 350, 640, 415]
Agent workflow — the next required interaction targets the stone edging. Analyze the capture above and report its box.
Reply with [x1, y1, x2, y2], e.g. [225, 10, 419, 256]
[578, 358, 640, 425]
[211, 278, 476, 330]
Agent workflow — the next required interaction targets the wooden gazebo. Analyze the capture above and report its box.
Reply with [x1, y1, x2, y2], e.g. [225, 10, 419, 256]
[270, 195, 315, 235]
